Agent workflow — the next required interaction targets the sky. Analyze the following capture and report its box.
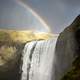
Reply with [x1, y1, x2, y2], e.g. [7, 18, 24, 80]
[0, 0, 80, 33]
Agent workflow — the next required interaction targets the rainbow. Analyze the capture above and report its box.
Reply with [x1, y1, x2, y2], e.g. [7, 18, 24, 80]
[16, 0, 51, 32]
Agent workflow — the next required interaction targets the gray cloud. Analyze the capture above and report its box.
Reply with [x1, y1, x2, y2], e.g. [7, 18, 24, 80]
[0, 0, 80, 33]
[61, 0, 80, 6]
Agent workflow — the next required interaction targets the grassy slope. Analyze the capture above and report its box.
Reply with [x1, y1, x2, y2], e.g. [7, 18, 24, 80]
[0, 29, 57, 43]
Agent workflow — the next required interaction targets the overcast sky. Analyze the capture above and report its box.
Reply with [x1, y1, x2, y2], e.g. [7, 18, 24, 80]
[0, 0, 80, 33]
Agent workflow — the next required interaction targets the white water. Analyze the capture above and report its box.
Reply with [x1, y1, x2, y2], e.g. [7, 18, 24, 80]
[21, 37, 58, 80]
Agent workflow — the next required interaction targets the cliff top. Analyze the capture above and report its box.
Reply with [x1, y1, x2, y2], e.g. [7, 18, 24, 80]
[0, 29, 58, 43]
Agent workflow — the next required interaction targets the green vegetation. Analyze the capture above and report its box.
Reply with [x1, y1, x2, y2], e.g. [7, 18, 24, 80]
[0, 29, 53, 43]
[61, 56, 80, 80]
[0, 31, 11, 42]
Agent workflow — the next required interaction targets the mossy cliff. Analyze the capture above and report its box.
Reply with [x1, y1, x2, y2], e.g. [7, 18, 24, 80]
[61, 15, 80, 80]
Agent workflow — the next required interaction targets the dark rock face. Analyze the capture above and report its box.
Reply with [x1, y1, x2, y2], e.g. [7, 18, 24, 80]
[49, 15, 80, 80]
[60, 15, 80, 79]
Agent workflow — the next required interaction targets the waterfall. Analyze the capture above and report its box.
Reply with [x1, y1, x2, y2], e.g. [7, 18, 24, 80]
[21, 28, 76, 80]
[21, 37, 58, 80]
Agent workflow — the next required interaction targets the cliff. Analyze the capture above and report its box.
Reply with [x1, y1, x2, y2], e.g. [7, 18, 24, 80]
[61, 15, 80, 80]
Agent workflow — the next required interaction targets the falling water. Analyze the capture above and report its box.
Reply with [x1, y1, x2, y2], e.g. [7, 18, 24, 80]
[21, 37, 58, 80]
